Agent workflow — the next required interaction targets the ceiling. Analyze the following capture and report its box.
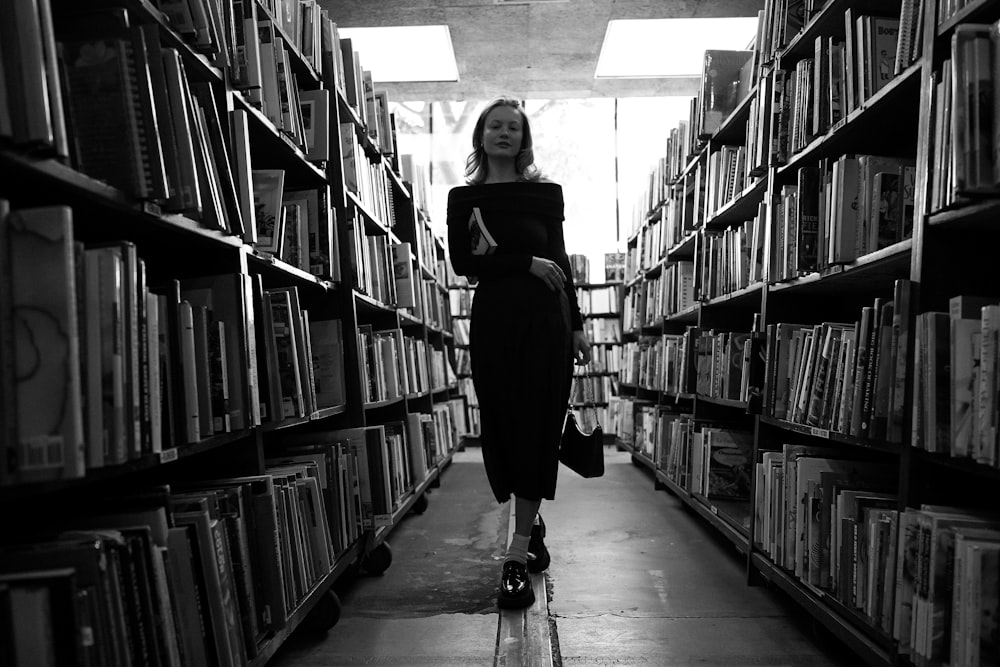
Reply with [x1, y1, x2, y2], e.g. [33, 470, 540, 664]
[319, 0, 764, 101]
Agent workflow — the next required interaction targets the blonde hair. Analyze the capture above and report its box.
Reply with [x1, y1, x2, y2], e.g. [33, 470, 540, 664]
[464, 97, 542, 184]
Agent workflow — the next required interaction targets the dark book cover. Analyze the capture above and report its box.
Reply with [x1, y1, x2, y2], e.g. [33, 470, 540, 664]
[796, 166, 821, 272]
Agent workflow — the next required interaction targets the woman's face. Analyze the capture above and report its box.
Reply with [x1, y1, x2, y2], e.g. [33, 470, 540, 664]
[481, 106, 524, 161]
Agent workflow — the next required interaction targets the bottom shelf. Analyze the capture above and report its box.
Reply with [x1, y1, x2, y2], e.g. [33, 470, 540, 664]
[619, 439, 656, 472]
[376, 448, 457, 546]
[251, 448, 458, 665]
[250, 538, 363, 666]
[655, 471, 750, 554]
[749, 553, 893, 667]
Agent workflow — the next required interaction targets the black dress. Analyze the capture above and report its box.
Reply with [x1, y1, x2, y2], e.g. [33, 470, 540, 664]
[447, 182, 584, 503]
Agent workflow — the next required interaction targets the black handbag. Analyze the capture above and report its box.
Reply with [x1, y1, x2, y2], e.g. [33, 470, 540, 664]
[559, 377, 605, 478]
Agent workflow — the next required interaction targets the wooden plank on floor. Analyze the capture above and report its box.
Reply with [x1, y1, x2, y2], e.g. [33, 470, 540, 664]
[495, 504, 553, 667]
[495, 574, 552, 667]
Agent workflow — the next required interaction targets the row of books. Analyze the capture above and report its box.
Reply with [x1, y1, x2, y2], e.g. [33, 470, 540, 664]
[930, 23, 1000, 210]
[622, 269, 681, 331]
[655, 411, 755, 503]
[703, 145, 756, 220]
[753, 446, 898, 632]
[245, 0, 398, 160]
[243, 12, 318, 154]
[779, 14, 902, 157]
[697, 217, 766, 300]
[399, 154, 432, 219]
[754, 0, 817, 65]
[420, 278, 452, 333]
[761, 280, 914, 443]
[456, 377, 478, 408]
[628, 211, 670, 278]
[620, 335, 685, 393]
[249, 171, 339, 279]
[0, 201, 365, 486]
[621, 336, 677, 393]
[340, 120, 396, 227]
[774, 158, 915, 278]
[357, 326, 435, 404]
[619, 339, 650, 389]
[911, 295, 1000, 467]
[577, 343, 623, 376]
[0, 0, 362, 260]
[581, 317, 623, 345]
[567, 404, 610, 434]
[0, 459, 338, 666]
[606, 395, 637, 448]
[893, 504, 1000, 666]
[693, 328, 756, 403]
[620, 324, 756, 405]
[330, 32, 397, 159]
[449, 285, 473, 318]
[633, 49, 755, 228]
[754, 447, 999, 666]
[0, 203, 274, 485]
[258, 286, 346, 423]
[452, 318, 470, 345]
[567, 253, 590, 284]
[429, 345, 458, 394]
[576, 284, 622, 315]
[0, 399, 464, 663]
[413, 211, 442, 274]
[636, 120, 692, 219]
[629, 402, 659, 461]
[280, 412, 461, 529]
[567, 374, 618, 407]
[343, 213, 399, 305]
[605, 252, 627, 282]
[664, 261, 697, 319]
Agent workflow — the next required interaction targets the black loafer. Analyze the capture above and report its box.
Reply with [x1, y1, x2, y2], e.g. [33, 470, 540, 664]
[497, 561, 534, 609]
[527, 515, 550, 573]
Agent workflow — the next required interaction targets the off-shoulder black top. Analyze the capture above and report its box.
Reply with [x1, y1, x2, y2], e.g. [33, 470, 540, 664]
[446, 181, 583, 330]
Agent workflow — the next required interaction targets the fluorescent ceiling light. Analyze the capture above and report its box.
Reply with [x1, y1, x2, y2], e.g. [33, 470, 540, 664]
[336, 25, 459, 83]
[596, 18, 759, 78]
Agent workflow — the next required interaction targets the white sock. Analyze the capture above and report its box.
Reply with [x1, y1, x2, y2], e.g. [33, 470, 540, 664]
[505, 533, 530, 565]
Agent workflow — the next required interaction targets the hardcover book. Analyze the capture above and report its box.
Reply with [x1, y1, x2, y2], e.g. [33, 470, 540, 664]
[6, 206, 85, 482]
[468, 206, 497, 256]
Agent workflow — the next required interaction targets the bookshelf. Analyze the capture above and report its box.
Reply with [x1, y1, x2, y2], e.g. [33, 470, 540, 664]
[0, 0, 461, 662]
[615, 0, 1000, 665]
[572, 281, 624, 438]
[447, 278, 480, 440]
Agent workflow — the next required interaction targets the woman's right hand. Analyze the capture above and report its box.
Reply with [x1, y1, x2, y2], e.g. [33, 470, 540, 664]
[529, 256, 566, 291]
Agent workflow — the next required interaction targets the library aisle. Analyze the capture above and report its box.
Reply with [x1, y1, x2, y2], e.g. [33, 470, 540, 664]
[269, 447, 859, 666]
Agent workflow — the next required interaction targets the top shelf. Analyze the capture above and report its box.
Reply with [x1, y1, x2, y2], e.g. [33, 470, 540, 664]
[711, 85, 757, 146]
[936, 0, 1000, 39]
[780, 0, 904, 64]
[775, 62, 922, 181]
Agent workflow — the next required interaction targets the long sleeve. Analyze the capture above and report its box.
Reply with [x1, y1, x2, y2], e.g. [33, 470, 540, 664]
[447, 190, 533, 279]
[548, 216, 584, 331]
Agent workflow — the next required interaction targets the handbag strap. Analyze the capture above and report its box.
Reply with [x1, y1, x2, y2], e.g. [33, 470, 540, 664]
[571, 374, 601, 426]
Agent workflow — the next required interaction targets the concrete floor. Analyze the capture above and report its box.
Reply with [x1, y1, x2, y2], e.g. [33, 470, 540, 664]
[268, 447, 859, 666]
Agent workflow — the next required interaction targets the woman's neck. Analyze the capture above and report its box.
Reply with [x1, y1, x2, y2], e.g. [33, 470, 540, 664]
[484, 158, 519, 183]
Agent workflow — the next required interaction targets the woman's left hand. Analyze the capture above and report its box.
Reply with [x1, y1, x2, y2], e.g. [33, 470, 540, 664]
[572, 330, 592, 366]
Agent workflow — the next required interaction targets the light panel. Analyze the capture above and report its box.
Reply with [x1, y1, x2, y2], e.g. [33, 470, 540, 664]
[595, 18, 759, 78]
[337, 25, 460, 83]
